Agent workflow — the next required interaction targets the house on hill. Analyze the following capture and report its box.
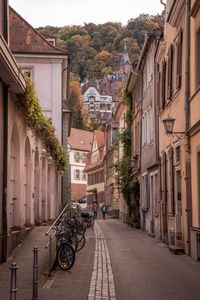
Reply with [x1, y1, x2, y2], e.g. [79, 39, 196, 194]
[82, 82, 113, 126]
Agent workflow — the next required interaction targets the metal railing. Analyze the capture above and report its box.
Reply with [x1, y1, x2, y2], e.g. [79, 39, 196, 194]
[45, 203, 78, 276]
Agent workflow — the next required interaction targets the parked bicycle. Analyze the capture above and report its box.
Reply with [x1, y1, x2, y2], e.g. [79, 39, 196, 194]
[55, 228, 75, 271]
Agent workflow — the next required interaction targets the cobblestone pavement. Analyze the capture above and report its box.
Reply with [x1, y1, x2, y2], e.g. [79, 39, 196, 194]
[88, 222, 116, 300]
[99, 219, 200, 300]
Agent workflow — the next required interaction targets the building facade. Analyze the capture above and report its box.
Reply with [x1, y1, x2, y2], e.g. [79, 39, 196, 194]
[85, 130, 105, 206]
[0, 0, 26, 261]
[158, 0, 188, 253]
[68, 128, 93, 202]
[126, 64, 142, 228]
[104, 123, 120, 218]
[138, 30, 162, 238]
[9, 7, 70, 209]
[188, 0, 200, 260]
[0, 2, 67, 262]
[82, 84, 113, 125]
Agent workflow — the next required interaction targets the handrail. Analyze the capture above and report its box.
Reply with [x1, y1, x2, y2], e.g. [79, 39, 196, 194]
[44, 202, 82, 276]
[44, 203, 71, 276]
[45, 203, 70, 236]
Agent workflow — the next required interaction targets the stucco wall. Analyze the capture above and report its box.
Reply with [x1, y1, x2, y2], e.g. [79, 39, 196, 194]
[14, 58, 62, 139]
[7, 95, 59, 230]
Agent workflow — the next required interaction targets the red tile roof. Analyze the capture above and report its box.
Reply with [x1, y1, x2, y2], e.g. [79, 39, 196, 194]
[68, 128, 93, 151]
[9, 7, 67, 55]
[94, 130, 105, 149]
[84, 130, 105, 171]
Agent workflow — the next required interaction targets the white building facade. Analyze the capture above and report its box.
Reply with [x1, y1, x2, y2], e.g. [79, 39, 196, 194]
[83, 86, 113, 125]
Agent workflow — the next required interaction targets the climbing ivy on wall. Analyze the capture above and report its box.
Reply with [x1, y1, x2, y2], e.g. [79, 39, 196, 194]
[18, 77, 67, 171]
[114, 90, 132, 208]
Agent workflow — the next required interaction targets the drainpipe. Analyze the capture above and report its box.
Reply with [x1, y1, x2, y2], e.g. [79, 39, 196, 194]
[185, 0, 190, 135]
[2, 84, 8, 262]
[160, 0, 166, 9]
[185, 0, 192, 256]
[3, 0, 8, 43]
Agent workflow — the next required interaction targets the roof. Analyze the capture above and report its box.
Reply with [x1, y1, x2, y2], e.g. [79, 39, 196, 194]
[68, 128, 93, 151]
[9, 7, 67, 56]
[94, 130, 105, 149]
[84, 130, 105, 171]
[82, 81, 112, 97]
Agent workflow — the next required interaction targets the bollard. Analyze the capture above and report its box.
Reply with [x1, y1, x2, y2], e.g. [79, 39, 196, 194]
[48, 236, 52, 277]
[10, 262, 18, 300]
[32, 246, 39, 300]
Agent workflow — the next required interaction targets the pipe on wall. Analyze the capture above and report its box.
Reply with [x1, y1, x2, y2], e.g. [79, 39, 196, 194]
[2, 83, 8, 262]
[160, 0, 166, 9]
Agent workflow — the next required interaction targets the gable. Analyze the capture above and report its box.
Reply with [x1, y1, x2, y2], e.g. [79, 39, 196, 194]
[9, 7, 67, 56]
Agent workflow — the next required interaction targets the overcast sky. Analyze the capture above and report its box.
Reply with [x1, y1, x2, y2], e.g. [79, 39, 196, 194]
[9, 0, 164, 28]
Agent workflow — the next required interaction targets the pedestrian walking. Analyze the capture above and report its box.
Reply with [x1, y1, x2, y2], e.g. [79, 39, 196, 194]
[92, 201, 98, 219]
[101, 203, 107, 220]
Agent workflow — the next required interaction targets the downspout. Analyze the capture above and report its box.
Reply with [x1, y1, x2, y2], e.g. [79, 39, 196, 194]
[2, 0, 9, 263]
[3, 0, 8, 43]
[160, 0, 166, 9]
[185, 0, 190, 134]
[185, 0, 192, 256]
[61, 57, 68, 208]
[2, 84, 8, 262]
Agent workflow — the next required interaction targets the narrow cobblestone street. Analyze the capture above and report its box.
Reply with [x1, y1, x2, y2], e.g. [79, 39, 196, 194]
[99, 219, 200, 300]
[40, 219, 200, 300]
[88, 222, 116, 300]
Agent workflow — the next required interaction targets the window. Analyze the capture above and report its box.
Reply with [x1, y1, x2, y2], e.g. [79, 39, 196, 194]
[160, 60, 166, 110]
[175, 145, 180, 164]
[196, 28, 200, 88]
[154, 173, 158, 216]
[175, 29, 182, 90]
[81, 153, 87, 163]
[74, 169, 80, 180]
[168, 147, 175, 214]
[82, 171, 86, 181]
[74, 152, 80, 163]
[167, 45, 173, 100]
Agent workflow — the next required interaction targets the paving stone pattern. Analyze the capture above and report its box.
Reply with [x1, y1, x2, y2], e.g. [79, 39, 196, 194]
[88, 222, 116, 300]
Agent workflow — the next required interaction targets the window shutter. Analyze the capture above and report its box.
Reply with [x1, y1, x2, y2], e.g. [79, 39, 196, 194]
[167, 45, 173, 100]
[176, 29, 183, 89]
[161, 152, 167, 205]
[161, 60, 166, 110]
[156, 63, 161, 111]
[169, 147, 175, 214]
[146, 174, 149, 209]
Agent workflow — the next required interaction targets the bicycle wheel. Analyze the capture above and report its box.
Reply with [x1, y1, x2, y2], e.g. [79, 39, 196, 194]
[76, 234, 86, 252]
[57, 242, 75, 271]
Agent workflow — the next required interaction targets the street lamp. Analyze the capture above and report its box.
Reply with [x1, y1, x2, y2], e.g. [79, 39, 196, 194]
[162, 116, 185, 138]
[130, 157, 137, 168]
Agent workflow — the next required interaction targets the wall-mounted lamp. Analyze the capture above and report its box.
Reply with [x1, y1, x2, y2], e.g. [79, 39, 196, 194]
[130, 157, 137, 168]
[48, 156, 53, 164]
[41, 148, 47, 158]
[58, 170, 65, 176]
[162, 116, 185, 138]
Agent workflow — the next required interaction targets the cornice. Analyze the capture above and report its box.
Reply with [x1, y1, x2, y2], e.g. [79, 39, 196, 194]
[190, 0, 200, 17]
[0, 33, 25, 93]
[167, 0, 184, 27]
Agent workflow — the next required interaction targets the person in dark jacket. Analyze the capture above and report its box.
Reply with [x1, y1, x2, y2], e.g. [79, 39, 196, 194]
[101, 203, 107, 220]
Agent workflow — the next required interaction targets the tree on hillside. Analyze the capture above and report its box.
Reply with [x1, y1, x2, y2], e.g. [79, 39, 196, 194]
[37, 13, 163, 80]
[68, 76, 91, 129]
